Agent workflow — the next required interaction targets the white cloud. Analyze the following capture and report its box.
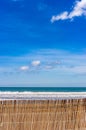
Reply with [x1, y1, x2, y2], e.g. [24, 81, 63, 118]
[60, 65, 86, 75]
[45, 65, 53, 70]
[20, 66, 29, 71]
[1, 49, 86, 75]
[51, 12, 68, 22]
[55, 61, 61, 65]
[51, 0, 86, 22]
[31, 60, 41, 67]
[71, 66, 86, 74]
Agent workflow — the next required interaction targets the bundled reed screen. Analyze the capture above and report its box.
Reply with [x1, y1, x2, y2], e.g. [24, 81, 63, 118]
[0, 99, 86, 130]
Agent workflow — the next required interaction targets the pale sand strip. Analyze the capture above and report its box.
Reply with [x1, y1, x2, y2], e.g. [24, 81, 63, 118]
[0, 92, 86, 100]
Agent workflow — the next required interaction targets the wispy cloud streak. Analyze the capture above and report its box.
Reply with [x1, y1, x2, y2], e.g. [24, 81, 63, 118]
[51, 0, 86, 22]
[0, 49, 86, 74]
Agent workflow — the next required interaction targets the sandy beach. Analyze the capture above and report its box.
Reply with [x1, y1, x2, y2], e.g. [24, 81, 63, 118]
[0, 92, 86, 100]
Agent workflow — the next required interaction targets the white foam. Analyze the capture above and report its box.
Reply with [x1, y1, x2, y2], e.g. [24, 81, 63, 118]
[0, 92, 86, 100]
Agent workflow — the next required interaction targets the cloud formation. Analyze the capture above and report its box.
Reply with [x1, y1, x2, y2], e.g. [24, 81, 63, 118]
[51, 0, 86, 22]
[1, 49, 86, 75]
[45, 65, 54, 70]
[31, 60, 41, 67]
[20, 66, 29, 71]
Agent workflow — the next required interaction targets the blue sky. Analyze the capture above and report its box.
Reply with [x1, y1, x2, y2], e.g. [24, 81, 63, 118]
[0, 0, 86, 87]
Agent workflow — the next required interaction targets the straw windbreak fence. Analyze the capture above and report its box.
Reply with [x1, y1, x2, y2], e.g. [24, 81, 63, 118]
[0, 99, 86, 130]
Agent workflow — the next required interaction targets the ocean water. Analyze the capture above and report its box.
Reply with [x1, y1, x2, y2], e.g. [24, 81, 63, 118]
[0, 87, 86, 92]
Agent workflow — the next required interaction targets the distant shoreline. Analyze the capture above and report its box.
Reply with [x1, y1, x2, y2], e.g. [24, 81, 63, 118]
[0, 87, 86, 92]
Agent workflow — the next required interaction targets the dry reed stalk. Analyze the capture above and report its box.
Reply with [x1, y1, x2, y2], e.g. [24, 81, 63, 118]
[0, 99, 86, 130]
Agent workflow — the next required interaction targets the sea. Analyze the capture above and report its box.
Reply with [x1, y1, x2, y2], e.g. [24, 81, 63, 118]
[0, 87, 86, 92]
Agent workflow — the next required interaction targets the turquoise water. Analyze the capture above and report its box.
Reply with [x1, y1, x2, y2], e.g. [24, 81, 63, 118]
[0, 87, 86, 92]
